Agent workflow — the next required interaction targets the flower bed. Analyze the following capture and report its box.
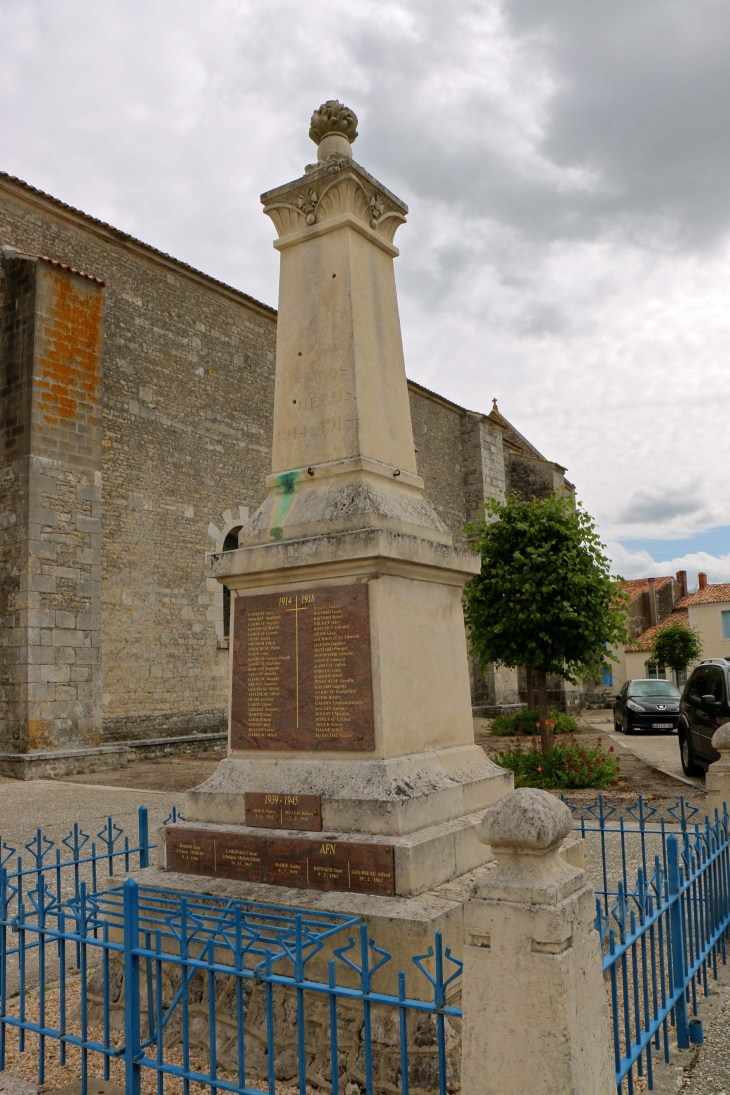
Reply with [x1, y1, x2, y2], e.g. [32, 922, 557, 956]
[491, 735, 620, 789]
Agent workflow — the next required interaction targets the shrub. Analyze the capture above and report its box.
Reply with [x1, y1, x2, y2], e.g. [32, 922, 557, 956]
[490, 708, 579, 737]
[491, 735, 620, 790]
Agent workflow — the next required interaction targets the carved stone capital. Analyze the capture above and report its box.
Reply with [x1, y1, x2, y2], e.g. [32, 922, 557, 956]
[261, 160, 408, 253]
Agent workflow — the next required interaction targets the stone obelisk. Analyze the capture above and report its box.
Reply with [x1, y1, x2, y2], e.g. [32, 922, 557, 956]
[159, 102, 510, 914]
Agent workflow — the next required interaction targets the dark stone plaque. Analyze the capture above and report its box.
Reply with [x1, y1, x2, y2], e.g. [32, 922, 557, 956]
[165, 826, 395, 896]
[231, 583, 374, 751]
[245, 792, 322, 831]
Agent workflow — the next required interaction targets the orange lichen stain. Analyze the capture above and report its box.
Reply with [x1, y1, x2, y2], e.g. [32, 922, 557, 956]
[25, 718, 54, 751]
[35, 271, 104, 425]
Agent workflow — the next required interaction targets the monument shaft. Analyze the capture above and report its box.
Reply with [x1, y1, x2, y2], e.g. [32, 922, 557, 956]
[160, 101, 510, 904]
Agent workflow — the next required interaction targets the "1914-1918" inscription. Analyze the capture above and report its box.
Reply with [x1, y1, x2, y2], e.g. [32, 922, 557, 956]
[231, 584, 374, 752]
[165, 826, 395, 896]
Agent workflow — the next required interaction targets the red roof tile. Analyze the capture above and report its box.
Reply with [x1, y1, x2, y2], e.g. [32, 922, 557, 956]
[626, 610, 690, 652]
[676, 584, 730, 607]
[618, 576, 674, 601]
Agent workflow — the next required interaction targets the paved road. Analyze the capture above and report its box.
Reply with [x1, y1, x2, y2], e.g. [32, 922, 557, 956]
[0, 777, 185, 859]
[583, 708, 705, 790]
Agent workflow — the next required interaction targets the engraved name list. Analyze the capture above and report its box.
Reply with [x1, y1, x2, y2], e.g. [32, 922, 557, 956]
[231, 584, 374, 751]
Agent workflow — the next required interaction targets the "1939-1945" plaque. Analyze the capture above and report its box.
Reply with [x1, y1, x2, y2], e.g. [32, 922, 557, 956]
[244, 792, 322, 831]
[165, 826, 395, 896]
[231, 583, 374, 752]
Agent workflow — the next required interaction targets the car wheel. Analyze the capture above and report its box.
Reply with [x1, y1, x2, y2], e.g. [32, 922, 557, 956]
[680, 733, 703, 778]
[614, 720, 623, 733]
[623, 715, 633, 735]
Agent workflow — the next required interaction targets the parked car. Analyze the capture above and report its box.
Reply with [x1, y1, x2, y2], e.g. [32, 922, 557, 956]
[677, 658, 730, 777]
[613, 679, 681, 734]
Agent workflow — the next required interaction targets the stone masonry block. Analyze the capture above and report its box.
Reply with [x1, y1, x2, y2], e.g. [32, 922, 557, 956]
[39, 664, 71, 684]
[55, 610, 76, 629]
[51, 629, 85, 647]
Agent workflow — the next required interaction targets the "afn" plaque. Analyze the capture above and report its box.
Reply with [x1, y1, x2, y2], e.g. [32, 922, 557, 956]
[165, 826, 395, 896]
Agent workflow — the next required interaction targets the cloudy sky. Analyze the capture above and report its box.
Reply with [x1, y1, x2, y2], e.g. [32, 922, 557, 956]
[2, 0, 729, 584]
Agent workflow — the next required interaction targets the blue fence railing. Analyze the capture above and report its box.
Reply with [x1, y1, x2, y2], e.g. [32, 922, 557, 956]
[565, 795, 730, 1094]
[0, 805, 187, 926]
[0, 875, 461, 1095]
[2, 796, 728, 1095]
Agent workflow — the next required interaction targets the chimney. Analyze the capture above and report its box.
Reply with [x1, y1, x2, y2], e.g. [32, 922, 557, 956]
[676, 570, 687, 597]
[699, 572, 708, 590]
[648, 578, 658, 627]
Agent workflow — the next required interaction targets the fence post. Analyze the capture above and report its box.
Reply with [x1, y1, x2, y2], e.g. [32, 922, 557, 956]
[461, 788, 614, 1095]
[137, 806, 149, 870]
[667, 833, 690, 1049]
[706, 726, 730, 817]
[123, 878, 142, 1095]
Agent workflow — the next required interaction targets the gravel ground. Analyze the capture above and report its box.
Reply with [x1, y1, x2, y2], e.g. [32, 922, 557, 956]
[0, 726, 725, 1093]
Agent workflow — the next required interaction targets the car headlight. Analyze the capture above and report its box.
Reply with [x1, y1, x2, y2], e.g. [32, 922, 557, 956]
[627, 700, 644, 712]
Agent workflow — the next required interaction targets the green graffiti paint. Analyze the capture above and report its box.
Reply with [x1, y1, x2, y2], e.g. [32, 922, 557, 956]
[269, 470, 299, 541]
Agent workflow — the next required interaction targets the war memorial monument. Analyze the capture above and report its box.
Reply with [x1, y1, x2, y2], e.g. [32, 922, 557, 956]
[157, 101, 511, 956]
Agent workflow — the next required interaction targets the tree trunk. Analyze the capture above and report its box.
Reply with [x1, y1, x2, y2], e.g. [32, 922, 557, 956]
[525, 667, 534, 709]
[536, 669, 550, 751]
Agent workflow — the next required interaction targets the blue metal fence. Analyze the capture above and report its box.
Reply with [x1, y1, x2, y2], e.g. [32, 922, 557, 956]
[0, 872, 461, 1095]
[566, 795, 730, 1094]
[4, 795, 730, 1095]
[0, 805, 183, 924]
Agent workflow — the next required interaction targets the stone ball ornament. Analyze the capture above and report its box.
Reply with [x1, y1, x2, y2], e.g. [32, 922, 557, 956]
[479, 786, 574, 854]
[309, 100, 359, 145]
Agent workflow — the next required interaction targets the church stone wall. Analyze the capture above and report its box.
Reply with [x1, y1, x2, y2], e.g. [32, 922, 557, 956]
[0, 175, 276, 745]
[1, 174, 581, 754]
[0, 255, 105, 756]
[408, 384, 468, 545]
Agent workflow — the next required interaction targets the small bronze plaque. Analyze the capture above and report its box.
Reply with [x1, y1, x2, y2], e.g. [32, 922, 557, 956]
[245, 792, 323, 831]
[165, 826, 395, 896]
[231, 583, 374, 752]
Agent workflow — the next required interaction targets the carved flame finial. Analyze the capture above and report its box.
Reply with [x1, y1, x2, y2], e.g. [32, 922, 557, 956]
[309, 100, 358, 145]
[309, 100, 358, 163]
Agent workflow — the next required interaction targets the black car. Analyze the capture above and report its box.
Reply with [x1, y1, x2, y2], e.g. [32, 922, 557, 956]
[613, 679, 681, 734]
[677, 659, 730, 777]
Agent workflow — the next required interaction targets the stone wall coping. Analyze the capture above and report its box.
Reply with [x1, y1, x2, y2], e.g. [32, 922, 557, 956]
[0, 745, 126, 762]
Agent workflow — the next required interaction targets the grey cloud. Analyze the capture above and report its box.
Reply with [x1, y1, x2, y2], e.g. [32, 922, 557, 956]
[505, 0, 730, 248]
[617, 488, 706, 526]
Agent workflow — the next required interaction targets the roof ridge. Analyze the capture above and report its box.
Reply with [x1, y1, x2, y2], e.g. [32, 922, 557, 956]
[0, 170, 276, 316]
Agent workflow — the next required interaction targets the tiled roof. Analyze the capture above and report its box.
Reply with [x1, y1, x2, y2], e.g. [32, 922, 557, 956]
[0, 171, 276, 316]
[626, 609, 689, 652]
[2, 246, 106, 285]
[619, 577, 674, 601]
[676, 584, 730, 607]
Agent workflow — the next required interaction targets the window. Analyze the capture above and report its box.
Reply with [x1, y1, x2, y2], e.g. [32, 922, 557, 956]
[628, 680, 680, 699]
[689, 667, 709, 700]
[645, 664, 666, 679]
[221, 528, 242, 639]
[602, 667, 613, 687]
[706, 667, 725, 702]
[722, 610, 730, 640]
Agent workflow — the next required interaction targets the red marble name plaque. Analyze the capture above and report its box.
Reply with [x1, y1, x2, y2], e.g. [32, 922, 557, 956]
[231, 584, 374, 752]
[245, 792, 322, 831]
[165, 826, 395, 896]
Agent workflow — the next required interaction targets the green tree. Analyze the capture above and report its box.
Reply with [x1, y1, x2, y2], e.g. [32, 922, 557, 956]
[463, 494, 628, 749]
[649, 621, 703, 683]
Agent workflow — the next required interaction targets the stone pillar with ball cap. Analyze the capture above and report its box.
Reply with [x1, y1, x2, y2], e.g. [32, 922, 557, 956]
[462, 788, 614, 1095]
[155, 102, 511, 974]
